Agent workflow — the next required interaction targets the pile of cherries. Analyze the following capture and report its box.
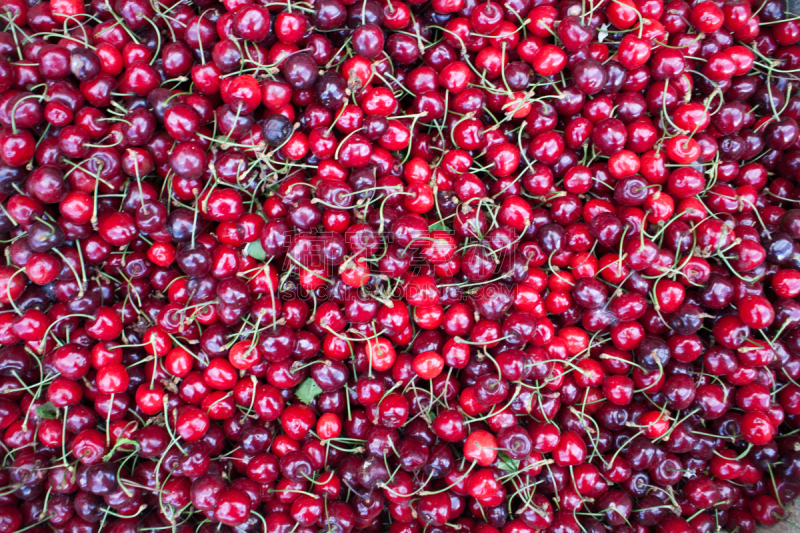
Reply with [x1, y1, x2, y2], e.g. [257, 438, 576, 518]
[2, 0, 800, 530]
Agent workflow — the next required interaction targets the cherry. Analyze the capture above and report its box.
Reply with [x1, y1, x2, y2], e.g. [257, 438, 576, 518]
[572, 59, 608, 95]
[557, 16, 593, 50]
[214, 488, 251, 526]
[0, 0, 795, 530]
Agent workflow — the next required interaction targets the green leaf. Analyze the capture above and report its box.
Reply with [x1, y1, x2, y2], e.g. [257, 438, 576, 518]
[295, 378, 323, 404]
[496, 451, 520, 473]
[245, 239, 267, 261]
[429, 220, 449, 232]
[35, 402, 58, 419]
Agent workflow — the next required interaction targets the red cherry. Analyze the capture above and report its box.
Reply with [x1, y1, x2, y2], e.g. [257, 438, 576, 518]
[463, 430, 498, 467]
